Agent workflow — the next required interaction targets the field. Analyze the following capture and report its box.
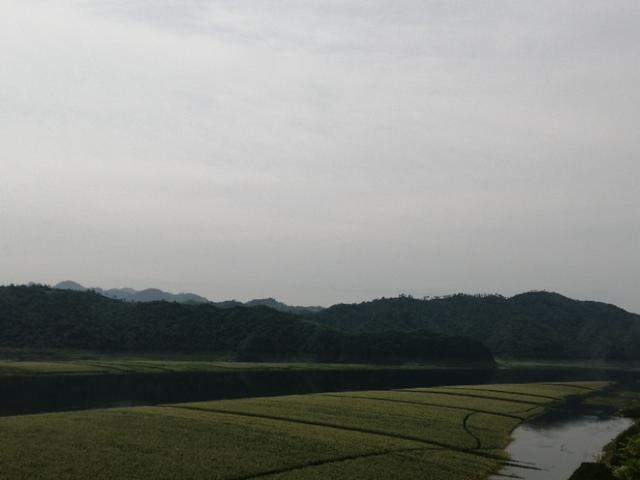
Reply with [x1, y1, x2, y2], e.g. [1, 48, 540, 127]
[2, 349, 637, 378]
[0, 359, 461, 377]
[0, 350, 475, 377]
[0, 381, 607, 480]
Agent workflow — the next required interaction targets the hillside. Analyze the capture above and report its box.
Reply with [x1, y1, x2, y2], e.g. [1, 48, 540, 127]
[0, 286, 493, 365]
[312, 292, 640, 360]
[243, 297, 324, 314]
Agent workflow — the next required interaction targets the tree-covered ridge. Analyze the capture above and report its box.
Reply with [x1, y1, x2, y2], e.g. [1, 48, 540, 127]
[312, 292, 640, 360]
[0, 286, 494, 365]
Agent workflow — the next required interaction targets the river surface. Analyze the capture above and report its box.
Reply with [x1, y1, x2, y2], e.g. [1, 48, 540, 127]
[0, 366, 639, 416]
[490, 411, 633, 480]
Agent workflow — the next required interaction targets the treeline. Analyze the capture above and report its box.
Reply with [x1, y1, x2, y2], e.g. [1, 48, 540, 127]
[311, 292, 640, 360]
[0, 286, 494, 365]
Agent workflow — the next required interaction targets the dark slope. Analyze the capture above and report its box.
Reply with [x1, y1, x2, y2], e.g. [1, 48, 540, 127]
[244, 298, 324, 314]
[0, 286, 494, 365]
[313, 292, 640, 360]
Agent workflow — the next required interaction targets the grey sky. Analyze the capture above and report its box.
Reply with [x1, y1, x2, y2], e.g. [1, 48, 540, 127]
[1, 1, 639, 311]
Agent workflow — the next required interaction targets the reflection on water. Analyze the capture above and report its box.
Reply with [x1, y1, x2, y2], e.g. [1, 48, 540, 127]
[491, 413, 633, 480]
[0, 368, 493, 416]
[0, 367, 638, 417]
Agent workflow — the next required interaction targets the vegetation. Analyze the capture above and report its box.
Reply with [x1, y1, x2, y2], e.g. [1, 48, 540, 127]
[569, 463, 616, 480]
[0, 286, 494, 365]
[613, 436, 640, 479]
[0, 355, 473, 377]
[0, 382, 605, 479]
[17, 285, 640, 362]
[312, 292, 640, 360]
[606, 389, 640, 480]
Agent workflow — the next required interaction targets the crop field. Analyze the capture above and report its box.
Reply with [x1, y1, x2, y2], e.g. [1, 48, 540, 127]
[0, 382, 607, 480]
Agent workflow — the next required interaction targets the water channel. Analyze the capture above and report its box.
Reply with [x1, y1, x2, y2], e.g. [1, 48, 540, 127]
[490, 407, 633, 480]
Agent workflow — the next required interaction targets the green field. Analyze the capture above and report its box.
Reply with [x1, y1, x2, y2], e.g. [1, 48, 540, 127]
[0, 349, 487, 377]
[0, 381, 607, 480]
[2, 348, 637, 378]
[0, 358, 462, 376]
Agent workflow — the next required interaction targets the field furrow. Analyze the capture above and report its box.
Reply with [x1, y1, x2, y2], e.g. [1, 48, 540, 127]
[227, 446, 437, 480]
[397, 389, 547, 406]
[319, 392, 525, 420]
[444, 386, 561, 400]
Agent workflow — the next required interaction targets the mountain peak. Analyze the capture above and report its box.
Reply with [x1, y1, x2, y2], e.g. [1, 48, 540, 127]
[53, 280, 86, 291]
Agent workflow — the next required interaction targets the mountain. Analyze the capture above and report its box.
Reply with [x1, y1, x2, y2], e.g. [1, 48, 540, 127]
[0, 285, 494, 365]
[53, 281, 209, 304]
[53, 281, 322, 312]
[311, 292, 640, 361]
[54, 280, 86, 291]
[103, 288, 210, 304]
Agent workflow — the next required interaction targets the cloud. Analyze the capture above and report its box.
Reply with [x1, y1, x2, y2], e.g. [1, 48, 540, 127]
[1, 1, 639, 310]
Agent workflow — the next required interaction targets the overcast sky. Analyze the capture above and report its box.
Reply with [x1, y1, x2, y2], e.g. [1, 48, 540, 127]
[1, 1, 639, 311]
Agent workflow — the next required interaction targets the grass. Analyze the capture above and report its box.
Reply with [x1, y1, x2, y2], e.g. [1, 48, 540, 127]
[0, 350, 492, 377]
[0, 358, 472, 376]
[496, 358, 640, 371]
[3, 348, 638, 377]
[0, 381, 607, 480]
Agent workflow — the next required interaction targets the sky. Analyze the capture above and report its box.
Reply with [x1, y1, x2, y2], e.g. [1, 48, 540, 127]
[1, 1, 639, 311]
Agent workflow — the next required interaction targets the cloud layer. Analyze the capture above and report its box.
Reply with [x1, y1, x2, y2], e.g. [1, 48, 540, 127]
[1, 1, 639, 310]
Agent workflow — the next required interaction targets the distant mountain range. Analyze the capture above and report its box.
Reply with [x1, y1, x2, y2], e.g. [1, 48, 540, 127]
[54, 280, 210, 304]
[1, 285, 493, 365]
[53, 281, 324, 314]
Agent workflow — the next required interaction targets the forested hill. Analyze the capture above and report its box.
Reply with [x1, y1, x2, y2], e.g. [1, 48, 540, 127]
[0, 286, 494, 365]
[312, 292, 640, 361]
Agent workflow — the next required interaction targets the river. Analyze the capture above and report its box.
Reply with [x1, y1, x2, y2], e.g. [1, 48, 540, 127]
[1, 365, 638, 416]
[490, 409, 633, 480]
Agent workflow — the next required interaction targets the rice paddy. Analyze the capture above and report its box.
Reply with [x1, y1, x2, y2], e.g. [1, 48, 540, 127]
[0, 381, 607, 480]
[0, 358, 452, 377]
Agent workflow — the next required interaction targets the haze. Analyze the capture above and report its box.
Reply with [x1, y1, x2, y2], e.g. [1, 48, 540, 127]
[1, 1, 639, 311]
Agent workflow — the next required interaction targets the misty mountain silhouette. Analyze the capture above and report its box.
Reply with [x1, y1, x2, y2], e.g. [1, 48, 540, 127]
[53, 281, 323, 313]
[54, 281, 209, 304]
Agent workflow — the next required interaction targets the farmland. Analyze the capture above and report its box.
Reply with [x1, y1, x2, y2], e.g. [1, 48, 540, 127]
[0, 381, 607, 480]
[0, 356, 470, 377]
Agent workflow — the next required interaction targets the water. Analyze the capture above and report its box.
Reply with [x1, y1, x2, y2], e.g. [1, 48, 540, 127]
[0, 368, 494, 416]
[1, 366, 638, 417]
[491, 412, 633, 480]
